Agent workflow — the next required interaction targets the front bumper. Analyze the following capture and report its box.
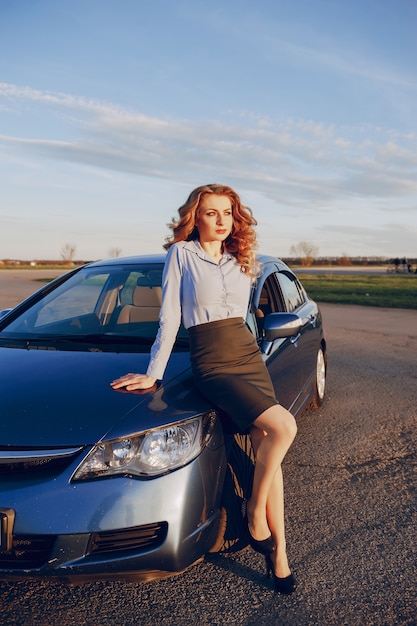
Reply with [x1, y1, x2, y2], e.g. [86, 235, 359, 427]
[0, 434, 226, 583]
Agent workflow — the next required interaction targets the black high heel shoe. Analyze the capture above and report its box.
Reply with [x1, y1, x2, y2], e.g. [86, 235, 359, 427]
[265, 555, 297, 595]
[243, 500, 275, 555]
[248, 530, 275, 555]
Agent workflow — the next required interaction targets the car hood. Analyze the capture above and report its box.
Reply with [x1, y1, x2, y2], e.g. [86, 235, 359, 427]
[0, 346, 211, 448]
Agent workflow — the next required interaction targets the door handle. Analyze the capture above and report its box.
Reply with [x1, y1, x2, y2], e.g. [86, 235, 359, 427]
[290, 333, 301, 347]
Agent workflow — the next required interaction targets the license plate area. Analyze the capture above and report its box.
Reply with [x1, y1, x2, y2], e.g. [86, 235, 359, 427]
[0, 509, 15, 552]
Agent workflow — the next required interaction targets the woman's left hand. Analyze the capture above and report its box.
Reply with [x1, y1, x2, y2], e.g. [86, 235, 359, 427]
[110, 373, 157, 391]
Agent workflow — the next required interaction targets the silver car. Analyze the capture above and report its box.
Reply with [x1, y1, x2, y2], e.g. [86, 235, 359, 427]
[0, 254, 326, 583]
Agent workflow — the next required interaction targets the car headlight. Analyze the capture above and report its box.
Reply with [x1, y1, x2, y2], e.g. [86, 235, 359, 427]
[71, 412, 217, 481]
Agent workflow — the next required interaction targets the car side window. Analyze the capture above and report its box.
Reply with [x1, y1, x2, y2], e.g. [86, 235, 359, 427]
[254, 273, 285, 335]
[275, 271, 305, 312]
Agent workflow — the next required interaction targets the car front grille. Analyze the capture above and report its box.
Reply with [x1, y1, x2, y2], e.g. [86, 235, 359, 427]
[0, 447, 84, 477]
[88, 522, 168, 556]
[0, 534, 56, 568]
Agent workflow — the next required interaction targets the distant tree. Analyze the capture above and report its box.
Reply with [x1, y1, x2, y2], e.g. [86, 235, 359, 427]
[60, 243, 76, 264]
[289, 241, 319, 267]
[337, 254, 352, 266]
[108, 247, 122, 258]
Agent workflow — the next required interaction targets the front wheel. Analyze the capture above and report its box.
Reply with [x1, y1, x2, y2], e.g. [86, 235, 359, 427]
[310, 347, 326, 409]
[209, 432, 254, 554]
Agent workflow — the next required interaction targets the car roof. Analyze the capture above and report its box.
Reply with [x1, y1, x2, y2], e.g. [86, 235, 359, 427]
[258, 254, 291, 272]
[86, 254, 167, 268]
[86, 252, 292, 273]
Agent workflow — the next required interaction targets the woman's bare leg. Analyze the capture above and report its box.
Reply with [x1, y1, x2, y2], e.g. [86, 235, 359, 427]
[248, 404, 297, 576]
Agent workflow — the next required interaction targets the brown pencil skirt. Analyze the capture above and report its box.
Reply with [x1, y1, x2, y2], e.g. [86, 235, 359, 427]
[188, 317, 279, 433]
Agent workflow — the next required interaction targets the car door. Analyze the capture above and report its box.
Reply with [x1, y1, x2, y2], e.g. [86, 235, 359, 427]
[247, 265, 303, 411]
[275, 269, 320, 401]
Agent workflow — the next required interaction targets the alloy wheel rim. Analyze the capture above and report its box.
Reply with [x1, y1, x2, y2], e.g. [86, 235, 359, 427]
[316, 349, 326, 399]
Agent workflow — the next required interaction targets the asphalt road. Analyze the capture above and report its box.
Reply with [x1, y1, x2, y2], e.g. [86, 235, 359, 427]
[0, 273, 416, 625]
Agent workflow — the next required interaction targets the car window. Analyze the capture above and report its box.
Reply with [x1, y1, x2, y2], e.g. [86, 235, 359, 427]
[275, 271, 305, 312]
[2, 267, 165, 335]
[2, 272, 111, 333]
[118, 270, 163, 306]
[0, 263, 190, 351]
[253, 272, 285, 335]
[119, 272, 143, 306]
[35, 273, 110, 327]
[257, 274, 285, 316]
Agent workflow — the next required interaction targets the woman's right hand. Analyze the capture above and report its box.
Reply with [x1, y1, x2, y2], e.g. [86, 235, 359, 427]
[110, 373, 157, 391]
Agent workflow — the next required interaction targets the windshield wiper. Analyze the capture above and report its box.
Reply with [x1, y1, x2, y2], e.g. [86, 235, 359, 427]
[0, 334, 156, 347]
[73, 334, 156, 345]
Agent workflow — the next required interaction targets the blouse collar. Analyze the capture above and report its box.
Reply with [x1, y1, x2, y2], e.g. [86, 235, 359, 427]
[183, 239, 234, 265]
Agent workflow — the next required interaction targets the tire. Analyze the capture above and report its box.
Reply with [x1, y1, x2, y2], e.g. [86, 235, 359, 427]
[309, 347, 326, 409]
[209, 432, 255, 553]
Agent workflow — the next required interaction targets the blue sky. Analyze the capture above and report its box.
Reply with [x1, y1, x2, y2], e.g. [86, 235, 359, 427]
[1, 0, 416, 261]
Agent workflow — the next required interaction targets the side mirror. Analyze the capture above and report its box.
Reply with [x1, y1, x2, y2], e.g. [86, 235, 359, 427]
[260, 313, 303, 355]
[264, 313, 302, 341]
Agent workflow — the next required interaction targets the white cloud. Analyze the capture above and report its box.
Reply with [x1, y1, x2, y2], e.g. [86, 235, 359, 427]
[2, 83, 416, 207]
[1, 83, 416, 258]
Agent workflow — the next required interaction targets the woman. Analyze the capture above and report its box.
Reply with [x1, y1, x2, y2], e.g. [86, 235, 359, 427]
[111, 184, 298, 594]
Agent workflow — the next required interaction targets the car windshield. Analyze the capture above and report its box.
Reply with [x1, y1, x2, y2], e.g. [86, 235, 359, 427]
[0, 263, 189, 352]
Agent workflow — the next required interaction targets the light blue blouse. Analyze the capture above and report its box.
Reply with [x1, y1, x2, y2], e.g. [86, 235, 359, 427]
[146, 239, 252, 380]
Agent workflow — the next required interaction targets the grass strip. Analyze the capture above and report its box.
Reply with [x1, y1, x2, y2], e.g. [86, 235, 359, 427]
[299, 274, 417, 309]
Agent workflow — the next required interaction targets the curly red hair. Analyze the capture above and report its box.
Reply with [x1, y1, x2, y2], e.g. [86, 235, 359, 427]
[164, 184, 258, 276]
